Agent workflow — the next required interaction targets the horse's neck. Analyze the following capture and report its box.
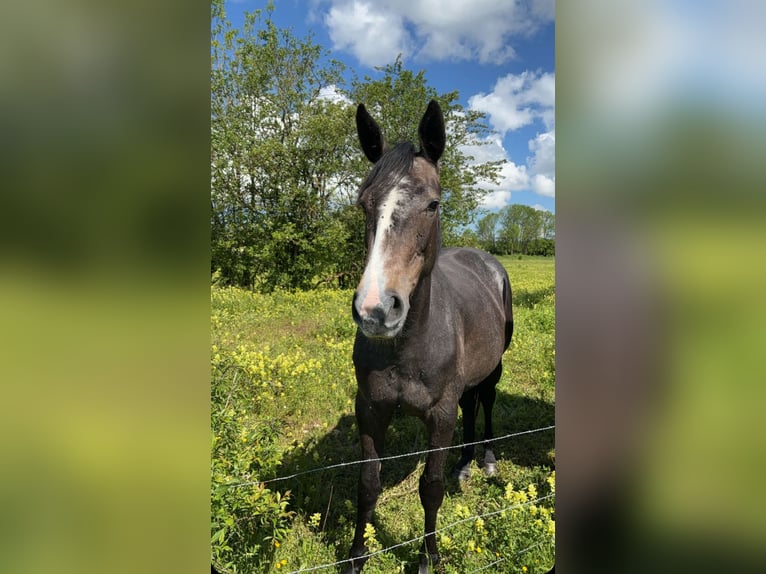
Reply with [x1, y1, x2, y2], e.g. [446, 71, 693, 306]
[405, 271, 434, 334]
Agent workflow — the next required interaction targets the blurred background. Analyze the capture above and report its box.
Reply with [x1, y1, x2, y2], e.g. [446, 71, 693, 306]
[0, 1, 210, 573]
[1, 1, 765, 572]
[557, 0, 766, 572]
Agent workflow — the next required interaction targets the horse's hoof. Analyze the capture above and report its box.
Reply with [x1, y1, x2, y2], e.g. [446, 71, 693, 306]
[484, 461, 497, 476]
[418, 552, 440, 573]
[453, 465, 471, 482]
[343, 560, 363, 574]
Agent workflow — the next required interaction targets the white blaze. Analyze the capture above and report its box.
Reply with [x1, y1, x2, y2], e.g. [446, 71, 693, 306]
[359, 184, 404, 312]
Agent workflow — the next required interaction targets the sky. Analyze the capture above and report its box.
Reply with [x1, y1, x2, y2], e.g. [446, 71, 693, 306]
[224, 0, 555, 214]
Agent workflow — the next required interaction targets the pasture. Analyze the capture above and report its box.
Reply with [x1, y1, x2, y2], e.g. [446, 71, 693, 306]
[211, 256, 555, 573]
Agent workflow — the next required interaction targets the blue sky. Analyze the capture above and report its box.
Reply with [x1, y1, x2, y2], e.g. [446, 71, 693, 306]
[224, 0, 555, 213]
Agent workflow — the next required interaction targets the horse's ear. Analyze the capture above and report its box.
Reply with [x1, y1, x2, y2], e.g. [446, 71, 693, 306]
[418, 99, 445, 163]
[356, 104, 388, 163]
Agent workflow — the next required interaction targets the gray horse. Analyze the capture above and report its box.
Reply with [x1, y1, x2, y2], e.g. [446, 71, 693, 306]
[347, 100, 514, 574]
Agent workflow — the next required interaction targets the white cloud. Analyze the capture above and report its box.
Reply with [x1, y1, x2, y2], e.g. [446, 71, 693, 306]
[531, 174, 555, 197]
[461, 137, 531, 209]
[462, 137, 530, 191]
[482, 190, 513, 210]
[531, 203, 551, 212]
[467, 72, 555, 198]
[462, 131, 555, 201]
[468, 70, 555, 135]
[469, 143, 555, 203]
[527, 129, 555, 197]
[460, 135, 505, 164]
[325, 1, 410, 67]
[530, 0, 555, 21]
[322, 0, 553, 67]
[528, 130, 555, 175]
[494, 160, 530, 192]
[465, 73, 556, 200]
[317, 84, 352, 105]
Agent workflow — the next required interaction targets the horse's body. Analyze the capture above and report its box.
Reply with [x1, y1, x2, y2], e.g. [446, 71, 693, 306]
[348, 101, 513, 574]
[353, 247, 511, 415]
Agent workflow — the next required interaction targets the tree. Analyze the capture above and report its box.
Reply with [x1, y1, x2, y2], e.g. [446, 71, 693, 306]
[211, 2, 358, 290]
[476, 212, 501, 253]
[499, 204, 524, 254]
[540, 210, 555, 240]
[526, 237, 555, 256]
[498, 205, 551, 255]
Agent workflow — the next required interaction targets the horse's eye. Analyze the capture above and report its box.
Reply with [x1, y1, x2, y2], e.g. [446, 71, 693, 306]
[426, 200, 440, 212]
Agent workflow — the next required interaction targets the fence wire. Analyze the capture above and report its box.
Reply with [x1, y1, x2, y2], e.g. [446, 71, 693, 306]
[465, 539, 551, 573]
[223, 425, 554, 489]
[284, 493, 554, 574]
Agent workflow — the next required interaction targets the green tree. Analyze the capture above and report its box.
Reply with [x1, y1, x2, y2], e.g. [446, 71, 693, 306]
[499, 204, 522, 254]
[500, 204, 545, 255]
[540, 210, 555, 240]
[527, 237, 555, 256]
[476, 211, 502, 253]
[211, 2, 358, 290]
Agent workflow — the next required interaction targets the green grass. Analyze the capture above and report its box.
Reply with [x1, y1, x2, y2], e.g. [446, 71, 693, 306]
[211, 257, 555, 573]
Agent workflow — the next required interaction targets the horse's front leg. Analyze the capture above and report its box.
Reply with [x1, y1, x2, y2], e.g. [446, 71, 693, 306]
[418, 402, 458, 574]
[346, 396, 392, 574]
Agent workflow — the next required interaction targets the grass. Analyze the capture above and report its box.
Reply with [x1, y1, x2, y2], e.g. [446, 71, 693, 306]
[211, 257, 555, 573]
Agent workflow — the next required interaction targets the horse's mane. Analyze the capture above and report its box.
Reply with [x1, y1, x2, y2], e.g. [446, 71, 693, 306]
[358, 142, 417, 200]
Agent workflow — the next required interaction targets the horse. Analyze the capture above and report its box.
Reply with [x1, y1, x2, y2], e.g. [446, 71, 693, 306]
[346, 99, 514, 574]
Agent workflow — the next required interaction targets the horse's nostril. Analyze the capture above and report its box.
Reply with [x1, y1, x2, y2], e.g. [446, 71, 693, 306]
[392, 296, 402, 310]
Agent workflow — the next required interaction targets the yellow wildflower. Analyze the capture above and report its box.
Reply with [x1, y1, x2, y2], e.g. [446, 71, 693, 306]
[308, 513, 321, 528]
[363, 523, 376, 540]
[455, 503, 471, 518]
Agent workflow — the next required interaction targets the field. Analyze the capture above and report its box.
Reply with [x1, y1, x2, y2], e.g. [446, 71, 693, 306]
[211, 256, 555, 573]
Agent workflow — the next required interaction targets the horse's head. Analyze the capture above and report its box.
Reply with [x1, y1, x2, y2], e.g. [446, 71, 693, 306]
[352, 100, 446, 339]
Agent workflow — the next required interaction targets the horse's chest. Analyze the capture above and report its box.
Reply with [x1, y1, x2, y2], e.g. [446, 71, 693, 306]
[364, 365, 449, 417]
[396, 374, 438, 416]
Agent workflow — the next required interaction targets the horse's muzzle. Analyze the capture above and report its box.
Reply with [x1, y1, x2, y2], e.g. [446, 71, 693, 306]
[352, 290, 407, 338]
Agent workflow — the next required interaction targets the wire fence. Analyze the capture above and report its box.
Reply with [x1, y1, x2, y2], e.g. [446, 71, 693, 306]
[465, 539, 550, 574]
[214, 424, 555, 573]
[284, 493, 555, 574]
[223, 424, 554, 489]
